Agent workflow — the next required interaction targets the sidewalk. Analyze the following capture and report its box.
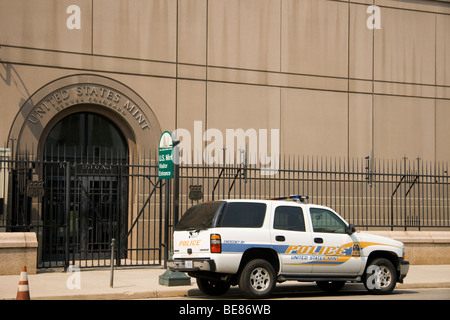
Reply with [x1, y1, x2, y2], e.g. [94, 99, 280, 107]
[0, 265, 449, 300]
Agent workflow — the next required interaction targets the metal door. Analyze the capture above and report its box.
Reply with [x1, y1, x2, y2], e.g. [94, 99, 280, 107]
[72, 172, 122, 261]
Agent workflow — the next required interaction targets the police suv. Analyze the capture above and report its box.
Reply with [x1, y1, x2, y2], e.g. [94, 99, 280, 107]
[168, 196, 409, 298]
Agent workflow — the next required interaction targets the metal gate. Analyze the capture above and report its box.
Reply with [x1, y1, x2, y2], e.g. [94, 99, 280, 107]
[0, 157, 166, 269]
[41, 162, 128, 266]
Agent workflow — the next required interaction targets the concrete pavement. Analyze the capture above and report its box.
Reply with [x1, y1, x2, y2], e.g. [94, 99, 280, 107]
[0, 265, 449, 300]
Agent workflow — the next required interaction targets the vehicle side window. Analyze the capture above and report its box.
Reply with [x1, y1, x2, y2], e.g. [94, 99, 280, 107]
[219, 202, 266, 228]
[310, 208, 346, 233]
[273, 206, 305, 232]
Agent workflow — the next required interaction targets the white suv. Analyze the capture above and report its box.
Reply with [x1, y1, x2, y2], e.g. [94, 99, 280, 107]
[169, 197, 409, 298]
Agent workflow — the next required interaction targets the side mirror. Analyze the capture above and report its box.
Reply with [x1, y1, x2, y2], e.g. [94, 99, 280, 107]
[346, 224, 356, 235]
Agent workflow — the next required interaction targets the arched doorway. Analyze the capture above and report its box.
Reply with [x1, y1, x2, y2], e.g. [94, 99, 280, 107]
[42, 111, 128, 265]
[44, 112, 128, 161]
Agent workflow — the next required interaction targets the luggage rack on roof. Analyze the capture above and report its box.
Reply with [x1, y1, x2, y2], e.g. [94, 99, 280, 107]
[267, 195, 309, 203]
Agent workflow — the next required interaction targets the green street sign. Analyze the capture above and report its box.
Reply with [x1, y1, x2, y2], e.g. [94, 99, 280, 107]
[158, 131, 174, 179]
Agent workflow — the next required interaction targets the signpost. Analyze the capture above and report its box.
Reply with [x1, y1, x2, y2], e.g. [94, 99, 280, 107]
[158, 131, 190, 286]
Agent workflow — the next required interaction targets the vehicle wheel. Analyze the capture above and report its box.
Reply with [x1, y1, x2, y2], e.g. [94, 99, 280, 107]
[316, 281, 346, 293]
[363, 257, 397, 295]
[239, 259, 276, 299]
[196, 278, 230, 296]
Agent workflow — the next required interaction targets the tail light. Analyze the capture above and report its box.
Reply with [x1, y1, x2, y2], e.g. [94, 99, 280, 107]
[210, 234, 221, 253]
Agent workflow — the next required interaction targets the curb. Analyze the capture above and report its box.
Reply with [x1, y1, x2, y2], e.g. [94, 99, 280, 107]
[30, 288, 203, 300]
[396, 282, 450, 290]
[14, 282, 450, 300]
[31, 290, 195, 300]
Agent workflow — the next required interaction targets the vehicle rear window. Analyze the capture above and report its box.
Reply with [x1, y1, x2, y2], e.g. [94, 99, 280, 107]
[175, 201, 225, 231]
[217, 202, 266, 228]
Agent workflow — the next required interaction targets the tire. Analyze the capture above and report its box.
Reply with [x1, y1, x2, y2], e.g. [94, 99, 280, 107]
[239, 259, 276, 299]
[196, 278, 230, 296]
[363, 257, 397, 295]
[316, 281, 346, 293]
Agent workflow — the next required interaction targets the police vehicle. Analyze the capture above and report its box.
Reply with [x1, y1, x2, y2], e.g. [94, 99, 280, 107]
[168, 196, 409, 298]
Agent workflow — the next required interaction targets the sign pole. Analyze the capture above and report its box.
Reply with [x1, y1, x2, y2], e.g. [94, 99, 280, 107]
[158, 131, 190, 286]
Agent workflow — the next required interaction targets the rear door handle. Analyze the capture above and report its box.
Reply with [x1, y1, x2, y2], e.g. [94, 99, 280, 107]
[314, 237, 323, 244]
[275, 235, 285, 242]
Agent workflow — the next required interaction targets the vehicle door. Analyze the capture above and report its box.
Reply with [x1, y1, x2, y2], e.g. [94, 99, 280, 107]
[308, 207, 363, 275]
[271, 204, 313, 275]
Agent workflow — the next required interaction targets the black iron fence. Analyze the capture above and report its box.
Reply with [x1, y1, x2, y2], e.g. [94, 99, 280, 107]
[177, 156, 449, 231]
[1, 151, 449, 269]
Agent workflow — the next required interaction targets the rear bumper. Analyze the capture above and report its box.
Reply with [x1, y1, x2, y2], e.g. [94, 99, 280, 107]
[168, 259, 216, 272]
[398, 258, 409, 283]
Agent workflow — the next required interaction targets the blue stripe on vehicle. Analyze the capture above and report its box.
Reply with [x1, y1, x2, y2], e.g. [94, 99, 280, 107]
[221, 243, 289, 253]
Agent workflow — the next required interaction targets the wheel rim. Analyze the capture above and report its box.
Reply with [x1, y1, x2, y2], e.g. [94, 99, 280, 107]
[375, 265, 392, 288]
[249, 267, 270, 291]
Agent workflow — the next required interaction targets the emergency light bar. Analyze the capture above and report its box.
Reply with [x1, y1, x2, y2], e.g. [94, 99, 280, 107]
[268, 195, 309, 203]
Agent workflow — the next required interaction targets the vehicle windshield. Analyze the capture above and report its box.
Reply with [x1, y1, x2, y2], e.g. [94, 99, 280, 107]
[175, 201, 225, 231]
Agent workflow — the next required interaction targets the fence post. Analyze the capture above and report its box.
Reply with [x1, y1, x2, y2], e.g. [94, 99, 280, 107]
[64, 162, 70, 270]
[110, 238, 115, 288]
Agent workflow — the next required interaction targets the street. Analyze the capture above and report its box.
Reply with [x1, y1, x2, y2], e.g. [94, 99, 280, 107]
[146, 285, 449, 318]
[149, 283, 450, 300]
[271, 287, 450, 300]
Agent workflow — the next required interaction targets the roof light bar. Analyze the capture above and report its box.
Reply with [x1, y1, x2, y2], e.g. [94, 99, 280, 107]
[268, 195, 309, 203]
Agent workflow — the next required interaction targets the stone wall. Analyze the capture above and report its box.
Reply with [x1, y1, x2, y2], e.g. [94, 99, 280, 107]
[0, 232, 38, 275]
[366, 231, 450, 265]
